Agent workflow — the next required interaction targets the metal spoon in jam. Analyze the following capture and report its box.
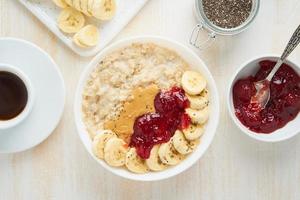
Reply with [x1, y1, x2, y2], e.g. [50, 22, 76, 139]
[251, 24, 300, 110]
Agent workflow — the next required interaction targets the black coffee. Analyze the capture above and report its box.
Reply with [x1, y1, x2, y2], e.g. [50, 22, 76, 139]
[0, 71, 28, 120]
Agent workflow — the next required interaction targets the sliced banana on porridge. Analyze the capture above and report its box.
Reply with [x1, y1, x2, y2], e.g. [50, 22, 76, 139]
[145, 145, 168, 171]
[182, 124, 205, 141]
[125, 148, 149, 174]
[52, 0, 67, 8]
[186, 107, 209, 125]
[58, 7, 85, 33]
[181, 71, 207, 95]
[104, 138, 128, 167]
[172, 130, 199, 155]
[158, 139, 184, 166]
[92, 0, 117, 20]
[92, 130, 117, 159]
[186, 89, 209, 110]
[73, 25, 99, 48]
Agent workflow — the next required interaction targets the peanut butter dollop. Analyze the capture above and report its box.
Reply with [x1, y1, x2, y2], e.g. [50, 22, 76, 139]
[104, 84, 159, 143]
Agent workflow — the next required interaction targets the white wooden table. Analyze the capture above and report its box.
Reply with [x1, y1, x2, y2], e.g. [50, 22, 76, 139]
[1, 0, 300, 199]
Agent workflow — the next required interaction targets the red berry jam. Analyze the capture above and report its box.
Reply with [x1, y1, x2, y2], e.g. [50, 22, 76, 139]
[129, 86, 191, 159]
[233, 60, 300, 133]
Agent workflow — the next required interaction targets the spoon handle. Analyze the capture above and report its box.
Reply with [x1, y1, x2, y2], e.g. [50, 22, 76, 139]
[266, 59, 283, 81]
[266, 25, 300, 81]
[281, 24, 300, 60]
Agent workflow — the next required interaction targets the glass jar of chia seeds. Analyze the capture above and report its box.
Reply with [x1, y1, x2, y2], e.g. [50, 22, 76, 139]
[190, 0, 260, 49]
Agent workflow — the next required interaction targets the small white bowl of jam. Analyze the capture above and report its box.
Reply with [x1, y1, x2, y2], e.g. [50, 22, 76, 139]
[227, 55, 300, 142]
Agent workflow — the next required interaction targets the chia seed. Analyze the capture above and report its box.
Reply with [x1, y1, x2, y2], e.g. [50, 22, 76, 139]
[202, 0, 253, 29]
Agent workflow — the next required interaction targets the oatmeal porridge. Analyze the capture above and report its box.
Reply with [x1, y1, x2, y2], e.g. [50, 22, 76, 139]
[82, 43, 210, 173]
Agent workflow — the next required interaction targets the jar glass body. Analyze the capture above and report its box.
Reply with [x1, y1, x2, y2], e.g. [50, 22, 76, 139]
[195, 0, 260, 36]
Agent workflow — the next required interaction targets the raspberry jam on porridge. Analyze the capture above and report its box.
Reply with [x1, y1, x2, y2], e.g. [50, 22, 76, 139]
[130, 86, 191, 159]
[233, 60, 300, 133]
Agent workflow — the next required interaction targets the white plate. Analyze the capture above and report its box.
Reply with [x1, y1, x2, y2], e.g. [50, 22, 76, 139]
[18, 0, 149, 57]
[0, 38, 65, 153]
[74, 36, 220, 181]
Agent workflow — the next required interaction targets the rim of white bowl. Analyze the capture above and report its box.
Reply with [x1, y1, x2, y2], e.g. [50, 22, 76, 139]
[74, 35, 220, 181]
[227, 54, 300, 143]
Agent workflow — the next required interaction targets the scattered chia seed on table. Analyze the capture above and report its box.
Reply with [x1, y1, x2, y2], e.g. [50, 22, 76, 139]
[202, 0, 252, 29]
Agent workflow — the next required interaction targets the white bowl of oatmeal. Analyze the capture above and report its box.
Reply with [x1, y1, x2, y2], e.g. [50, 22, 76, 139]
[74, 36, 220, 181]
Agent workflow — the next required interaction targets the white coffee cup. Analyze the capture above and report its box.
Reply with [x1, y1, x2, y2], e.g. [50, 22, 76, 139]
[0, 63, 34, 129]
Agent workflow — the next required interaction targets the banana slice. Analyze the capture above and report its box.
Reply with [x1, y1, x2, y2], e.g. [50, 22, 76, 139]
[172, 130, 199, 155]
[104, 138, 128, 167]
[186, 107, 209, 125]
[80, 0, 92, 16]
[58, 7, 85, 33]
[186, 89, 209, 110]
[125, 148, 149, 174]
[73, 25, 99, 47]
[87, 0, 95, 16]
[73, 0, 81, 11]
[73, 34, 89, 48]
[145, 145, 168, 171]
[65, 0, 73, 6]
[158, 139, 184, 166]
[182, 124, 204, 141]
[92, 0, 116, 20]
[92, 130, 117, 159]
[53, 0, 68, 8]
[181, 71, 207, 95]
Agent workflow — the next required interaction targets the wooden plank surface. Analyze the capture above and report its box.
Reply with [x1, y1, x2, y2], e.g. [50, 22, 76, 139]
[0, 0, 300, 199]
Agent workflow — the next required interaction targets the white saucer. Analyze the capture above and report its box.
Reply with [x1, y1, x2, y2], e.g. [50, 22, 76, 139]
[0, 38, 65, 153]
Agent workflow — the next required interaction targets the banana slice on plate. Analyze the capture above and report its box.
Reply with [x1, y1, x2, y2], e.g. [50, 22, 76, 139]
[104, 138, 128, 167]
[87, 0, 95, 16]
[172, 130, 199, 155]
[186, 107, 209, 125]
[182, 123, 205, 141]
[186, 89, 209, 110]
[73, 0, 82, 11]
[73, 34, 89, 48]
[92, 130, 117, 159]
[80, 0, 92, 16]
[58, 7, 85, 33]
[125, 148, 149, 174]
[92, 0, 116, 20]
[53, 0, 68, 8]
[65, 0, 73, 6]
[73, 25, 99, 47]
[181, 71, 207, 95]
[158, 139, 184, 166]
[145, 145, 168, 171]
